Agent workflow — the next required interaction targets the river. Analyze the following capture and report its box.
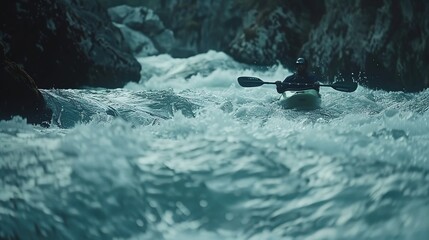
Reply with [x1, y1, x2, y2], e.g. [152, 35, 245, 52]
[1, 51, 428, 239]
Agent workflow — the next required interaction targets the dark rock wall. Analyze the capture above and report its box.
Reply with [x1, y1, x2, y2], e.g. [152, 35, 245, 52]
[228, 1, 325, 67]
[118, 0, 323, 68]
[1, 0, 427, 91]
[116, 0, 428, 92]
[302, 0, 429, 91]
[141, 0, 247, 57]
[0, 0, 141, 89]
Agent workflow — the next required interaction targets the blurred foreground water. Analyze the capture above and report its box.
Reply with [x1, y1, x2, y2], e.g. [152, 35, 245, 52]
[1, 51, 428, 240]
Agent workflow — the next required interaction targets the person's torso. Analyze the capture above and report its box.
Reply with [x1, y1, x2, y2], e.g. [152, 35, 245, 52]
[284, 73, 317, 83]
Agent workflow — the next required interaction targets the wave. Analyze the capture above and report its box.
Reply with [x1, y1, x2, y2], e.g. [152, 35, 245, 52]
[1, 51, 429, 239]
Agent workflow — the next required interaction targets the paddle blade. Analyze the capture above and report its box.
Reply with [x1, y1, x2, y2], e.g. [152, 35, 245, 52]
[237, 76, 265, 87]
[331, 81, 358, 92]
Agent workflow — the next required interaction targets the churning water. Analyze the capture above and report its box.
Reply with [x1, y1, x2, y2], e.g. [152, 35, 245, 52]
[1, 51, 428, 239]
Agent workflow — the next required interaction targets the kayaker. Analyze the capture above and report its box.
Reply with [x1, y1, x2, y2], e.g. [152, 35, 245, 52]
[275, 57, 320, 93]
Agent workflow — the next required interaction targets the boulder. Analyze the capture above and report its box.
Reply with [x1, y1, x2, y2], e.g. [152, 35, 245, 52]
[113, 23, 159, 57]
[0, 0, 141, 89]
[108, 5, 175, 55]
[0, 42, 52, 126]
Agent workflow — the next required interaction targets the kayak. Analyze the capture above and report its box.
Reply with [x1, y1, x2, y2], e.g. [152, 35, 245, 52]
[279, 89, 321, 109]
[278, 89, 321, 110]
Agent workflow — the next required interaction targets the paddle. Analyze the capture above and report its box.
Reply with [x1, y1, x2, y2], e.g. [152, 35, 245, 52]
[237, 76, 358, 92]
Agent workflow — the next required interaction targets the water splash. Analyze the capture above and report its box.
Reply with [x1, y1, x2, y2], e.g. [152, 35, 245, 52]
[1, 51, 429, 239]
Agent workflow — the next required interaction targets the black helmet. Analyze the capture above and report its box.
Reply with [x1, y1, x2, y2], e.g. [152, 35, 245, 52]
[295, 57, 306, 65]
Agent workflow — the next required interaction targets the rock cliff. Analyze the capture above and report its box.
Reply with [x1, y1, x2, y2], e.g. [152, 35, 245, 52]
[107, 0, 428, 92]
[0, 0, 141, 89]
[1, 42, 52, 125]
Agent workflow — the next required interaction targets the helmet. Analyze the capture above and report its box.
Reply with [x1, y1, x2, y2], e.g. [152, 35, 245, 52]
[295, 57, 306, 65]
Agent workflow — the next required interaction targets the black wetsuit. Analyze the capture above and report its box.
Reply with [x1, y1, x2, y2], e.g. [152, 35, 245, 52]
[276, 73, 320, 93]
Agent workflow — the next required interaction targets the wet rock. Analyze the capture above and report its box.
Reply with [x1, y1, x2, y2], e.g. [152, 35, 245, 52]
[108, 5, 175, 55]
[135, 0, 427, 92]
[228, 2, 324, 67]
[118, 0, 246, 58]
[301, 0, 429, 92]
[0, 0, 141, 89]
[225, 0, 429, 91]
[136, 1, 324, 67]
[113, 24, 159, 57]
[0, 42, 52, 126]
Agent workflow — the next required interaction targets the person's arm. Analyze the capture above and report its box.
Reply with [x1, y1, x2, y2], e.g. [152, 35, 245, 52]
[275, 81, 284, 93]
[308, 74, 320, 92]
[276, 75, 294, 93]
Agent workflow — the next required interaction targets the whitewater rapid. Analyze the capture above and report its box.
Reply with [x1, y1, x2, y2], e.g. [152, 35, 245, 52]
[1, 51, 428, 239]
